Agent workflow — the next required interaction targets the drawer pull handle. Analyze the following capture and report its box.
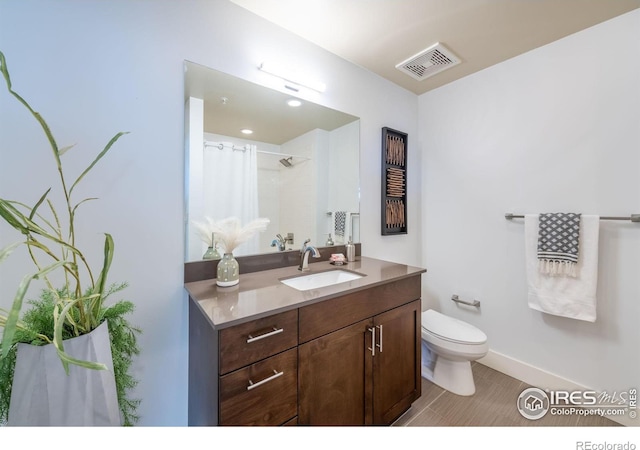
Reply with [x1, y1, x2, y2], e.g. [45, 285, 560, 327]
[376, 325, 383, 352]
[247, 370, 284, 391]
[246, 327, 284, 343]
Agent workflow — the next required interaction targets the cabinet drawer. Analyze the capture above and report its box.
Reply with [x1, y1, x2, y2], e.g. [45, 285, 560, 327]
[299, 275, 421, 343]
[219, 309, 298, 374]
[219, 348, 298, 426]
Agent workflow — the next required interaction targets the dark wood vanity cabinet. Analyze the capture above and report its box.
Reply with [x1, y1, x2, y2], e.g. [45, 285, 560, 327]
[188, 273, 422, 426]
[372, 300, 421, 424]
[188, 306, 299, 426]
[298, 277, 421, 425]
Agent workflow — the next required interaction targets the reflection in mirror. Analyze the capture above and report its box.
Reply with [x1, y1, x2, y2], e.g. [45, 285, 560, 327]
[184, 61, 360, 262]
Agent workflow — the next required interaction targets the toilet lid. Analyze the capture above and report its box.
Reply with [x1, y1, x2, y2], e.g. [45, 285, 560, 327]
[422, 309, 487, 344]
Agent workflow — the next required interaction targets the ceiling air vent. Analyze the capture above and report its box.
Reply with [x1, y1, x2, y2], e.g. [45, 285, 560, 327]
[396, 42, 461, 81]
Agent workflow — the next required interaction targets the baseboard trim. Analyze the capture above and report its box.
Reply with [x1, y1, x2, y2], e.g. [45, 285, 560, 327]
[478, 349, 635, 427]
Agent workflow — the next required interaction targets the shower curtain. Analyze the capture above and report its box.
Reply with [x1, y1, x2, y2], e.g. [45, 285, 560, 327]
[203, 142, 260, 256]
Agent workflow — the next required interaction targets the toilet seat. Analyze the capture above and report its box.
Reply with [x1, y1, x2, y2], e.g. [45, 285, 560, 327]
[421, 309, 487, 345]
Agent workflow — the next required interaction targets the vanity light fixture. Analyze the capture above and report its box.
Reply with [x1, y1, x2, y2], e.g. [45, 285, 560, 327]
[241, 129, 253, 135]
[287, 99, 302, 107]
[259, 61, 326, 93]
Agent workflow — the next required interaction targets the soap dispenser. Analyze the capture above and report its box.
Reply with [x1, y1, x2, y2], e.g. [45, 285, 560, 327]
[326, 233, 334, 246]
[345, 236, 355, 262]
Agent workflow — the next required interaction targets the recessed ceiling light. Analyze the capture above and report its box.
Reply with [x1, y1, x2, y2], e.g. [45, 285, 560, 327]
[241, 129, 253, 135]
[287, 99, 302, 107]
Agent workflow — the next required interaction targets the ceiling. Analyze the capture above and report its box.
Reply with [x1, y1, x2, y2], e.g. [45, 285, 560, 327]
[230, 0, 640, 95]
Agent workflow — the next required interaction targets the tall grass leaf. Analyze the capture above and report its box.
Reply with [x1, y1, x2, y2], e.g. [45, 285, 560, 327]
[58, 144, 76, 156]
[45, 199, 64, 241]
[0, 51, 61, 164]
[69, 131, 129, 195]
[5, 200, 59, 238]
[71, 197, 98, 218]
[1, 199, 41, 234]
[0, 51, 13, 89]
[53, 294, 106, 373]
[28, 188, 52, 221]
[57, 350, 108, 372]
[0, 241, 23, 264]
[0, 199, 28, 233]
[0, 201, 83, 265]
[95, 234, 114, 312]
[0, 261, 67, 358]
[3, 201, 85, 259]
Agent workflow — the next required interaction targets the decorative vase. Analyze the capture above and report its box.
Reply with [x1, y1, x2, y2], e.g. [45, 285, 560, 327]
[217, 253, 239, 287]
[8, 321, 120, 426]
[203, 233, 221, 260]
[203, 245, 221, 260]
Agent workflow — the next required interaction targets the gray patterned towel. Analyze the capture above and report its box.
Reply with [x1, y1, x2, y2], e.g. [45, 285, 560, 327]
[334, 211, 346, 238]
[537, 213, 581, 276]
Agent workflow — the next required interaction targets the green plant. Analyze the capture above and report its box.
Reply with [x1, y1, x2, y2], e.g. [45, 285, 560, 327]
[0, 50, 141, 425]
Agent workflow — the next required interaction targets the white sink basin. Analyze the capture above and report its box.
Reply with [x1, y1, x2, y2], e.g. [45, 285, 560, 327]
[280, 269, 364, 291]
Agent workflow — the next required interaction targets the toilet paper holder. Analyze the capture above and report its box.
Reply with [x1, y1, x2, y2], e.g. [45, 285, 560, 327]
[451, 294, 480, 308]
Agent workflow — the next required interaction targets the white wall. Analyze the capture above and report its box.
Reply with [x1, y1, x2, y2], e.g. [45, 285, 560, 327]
[328, 121, 361, 243]
[0, 0, 419, 425]
[419, 10, 639, 395]
[278, 130, 320, 248]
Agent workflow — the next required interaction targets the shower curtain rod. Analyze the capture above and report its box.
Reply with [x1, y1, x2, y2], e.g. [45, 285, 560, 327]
[505, 213, 640, 222]
[256, 149, 310, 161]
[204, 141, 249, 152]
[203, 141, 310, 160]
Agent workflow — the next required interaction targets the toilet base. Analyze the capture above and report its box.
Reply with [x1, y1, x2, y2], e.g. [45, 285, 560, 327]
[421, 343, 477, 396]
[432, 358, 476, 396]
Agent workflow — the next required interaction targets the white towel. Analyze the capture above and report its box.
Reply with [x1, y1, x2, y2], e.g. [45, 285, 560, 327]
[525, 214, 600, 322]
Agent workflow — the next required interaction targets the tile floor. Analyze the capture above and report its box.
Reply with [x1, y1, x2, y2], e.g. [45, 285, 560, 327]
[394, 362, 621, 427]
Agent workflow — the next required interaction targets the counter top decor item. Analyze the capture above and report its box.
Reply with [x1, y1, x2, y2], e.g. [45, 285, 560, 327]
[196, 216, 270, 255]
[194, 217, 270, 287]
[0, 51, 140, 426]
[192, 222, 221, 260]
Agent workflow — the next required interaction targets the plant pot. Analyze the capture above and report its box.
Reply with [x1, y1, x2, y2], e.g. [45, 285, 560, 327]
[8, 321, 120, 426]
[216, 253, 239, 287]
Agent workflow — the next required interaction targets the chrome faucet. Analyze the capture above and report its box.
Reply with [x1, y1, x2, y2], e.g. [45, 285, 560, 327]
[298, 239, 320, 271]
[270, 234, 286, 252]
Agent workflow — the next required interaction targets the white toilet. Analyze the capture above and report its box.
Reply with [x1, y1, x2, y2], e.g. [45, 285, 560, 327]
[421, 309, 488, 396]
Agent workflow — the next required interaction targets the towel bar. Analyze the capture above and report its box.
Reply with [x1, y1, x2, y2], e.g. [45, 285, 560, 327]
[451, 294, 480, 307]
[505, 213, 640, 222]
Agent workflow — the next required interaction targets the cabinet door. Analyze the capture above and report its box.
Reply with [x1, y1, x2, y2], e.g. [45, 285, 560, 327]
[298, 318, 373, 425]
[372, 299, 421, 424]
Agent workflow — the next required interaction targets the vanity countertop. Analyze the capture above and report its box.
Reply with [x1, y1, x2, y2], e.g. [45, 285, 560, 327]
[185, 256, 426, 330]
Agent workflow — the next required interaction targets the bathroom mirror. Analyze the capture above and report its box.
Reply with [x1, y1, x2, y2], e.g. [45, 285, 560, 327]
[184, 61, 360, 262]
